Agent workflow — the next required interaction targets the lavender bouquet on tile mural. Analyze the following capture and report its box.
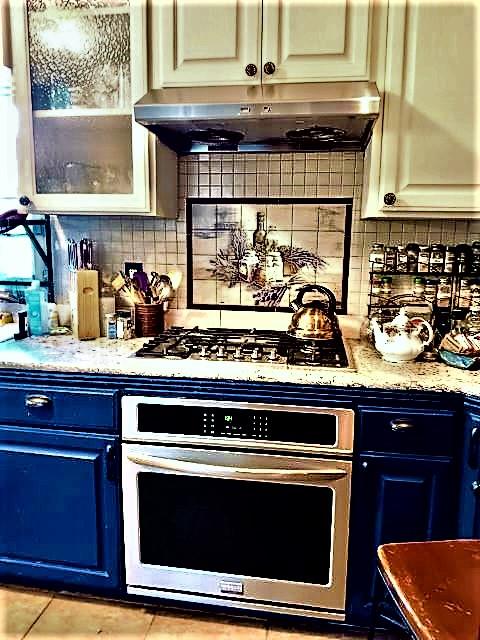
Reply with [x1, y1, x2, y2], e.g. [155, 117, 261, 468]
[188, 201, 351, 311]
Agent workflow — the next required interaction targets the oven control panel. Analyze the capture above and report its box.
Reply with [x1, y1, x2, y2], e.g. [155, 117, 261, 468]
[135, 401, 340, 447]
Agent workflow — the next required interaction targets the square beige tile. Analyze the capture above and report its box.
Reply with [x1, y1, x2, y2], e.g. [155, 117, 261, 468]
[0, 586, 52, 640]
[25, 595, 153, 640]
[146, 611, 267, 639]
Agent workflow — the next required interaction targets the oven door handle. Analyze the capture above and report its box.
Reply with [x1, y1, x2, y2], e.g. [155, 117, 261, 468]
[127, 453, 347, 483]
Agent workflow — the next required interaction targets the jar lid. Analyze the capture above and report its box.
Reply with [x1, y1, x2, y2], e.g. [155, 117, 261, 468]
[431, 243, 445, 250]
[413, 276, 425, 283]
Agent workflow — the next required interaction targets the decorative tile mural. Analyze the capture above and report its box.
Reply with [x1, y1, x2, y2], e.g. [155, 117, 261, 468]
[187, 199, 352, 312]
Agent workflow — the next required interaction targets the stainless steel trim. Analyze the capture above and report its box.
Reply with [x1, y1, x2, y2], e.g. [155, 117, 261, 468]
[25, 394, 51, 408]
[126, 586, 346, 621]
[126, 452, 348, 483]
[121, 396, 354, 454]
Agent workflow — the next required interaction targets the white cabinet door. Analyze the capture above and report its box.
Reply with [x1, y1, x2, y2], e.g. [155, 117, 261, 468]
[261, 0, 371, 84]
[372, 0, 480, 217]
[0, 0, 11, 68]
[152, 0, 262, 87]
[10, 0, 172, 215]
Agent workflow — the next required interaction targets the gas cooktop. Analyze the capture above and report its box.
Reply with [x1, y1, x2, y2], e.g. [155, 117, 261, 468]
[135, 327, 351, 368]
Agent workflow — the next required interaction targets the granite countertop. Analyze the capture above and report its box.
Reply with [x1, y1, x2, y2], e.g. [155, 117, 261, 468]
[0, 334, 479, 395]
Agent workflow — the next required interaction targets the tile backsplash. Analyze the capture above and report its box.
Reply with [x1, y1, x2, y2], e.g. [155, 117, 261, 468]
[52, 152, 480, 317]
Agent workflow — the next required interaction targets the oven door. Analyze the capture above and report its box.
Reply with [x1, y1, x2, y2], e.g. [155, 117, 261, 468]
[122, 444, 351, 616]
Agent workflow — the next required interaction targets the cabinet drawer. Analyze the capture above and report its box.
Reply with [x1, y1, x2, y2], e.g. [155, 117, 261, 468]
[0, 384, 117, 431]
[358, 407, 457, 457]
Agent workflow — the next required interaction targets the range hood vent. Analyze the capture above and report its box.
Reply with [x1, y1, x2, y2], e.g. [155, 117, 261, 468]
[134, 81, 380, 154]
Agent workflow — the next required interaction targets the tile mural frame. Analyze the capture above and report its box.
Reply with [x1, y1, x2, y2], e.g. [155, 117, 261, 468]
[186, 198, 353, 313]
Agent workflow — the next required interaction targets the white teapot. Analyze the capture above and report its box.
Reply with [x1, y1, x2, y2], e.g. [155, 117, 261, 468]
[370, 308, 434, 363]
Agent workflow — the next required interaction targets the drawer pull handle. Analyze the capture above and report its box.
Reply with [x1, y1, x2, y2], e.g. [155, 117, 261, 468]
[390, 419, 415, 432]
[25, 394, 51, 408]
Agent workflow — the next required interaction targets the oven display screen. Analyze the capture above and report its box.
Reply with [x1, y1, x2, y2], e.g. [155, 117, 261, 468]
[137, 403, 337, 446]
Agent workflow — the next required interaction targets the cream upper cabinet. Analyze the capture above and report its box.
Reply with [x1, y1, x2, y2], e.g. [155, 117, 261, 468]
[152, 0, 262, 87]
[261, 0, 371, 84]
[0, 0, 11, 67]
[364, 0, 480, 218]
[151, 0, 371, 88]
[10, 0, 176, 216]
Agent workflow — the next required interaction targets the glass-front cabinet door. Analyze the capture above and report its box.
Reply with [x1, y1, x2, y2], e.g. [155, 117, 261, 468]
[11, 0, 152, 213]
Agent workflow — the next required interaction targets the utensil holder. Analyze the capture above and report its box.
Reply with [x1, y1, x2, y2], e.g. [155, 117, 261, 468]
[135, 303, 164, 337]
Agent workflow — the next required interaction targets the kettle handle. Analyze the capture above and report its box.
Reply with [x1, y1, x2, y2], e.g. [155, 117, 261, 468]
[292, 284, 337, 314]
[411, 317, 434, 346]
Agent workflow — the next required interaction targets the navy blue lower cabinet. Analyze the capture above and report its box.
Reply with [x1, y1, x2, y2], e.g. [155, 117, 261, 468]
[458, 401, 480, 538]
[347, 453, 456, 625]
[0, 425, 120, 592]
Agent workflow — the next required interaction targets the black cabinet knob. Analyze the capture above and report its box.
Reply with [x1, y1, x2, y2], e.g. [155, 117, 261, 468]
[384, 192, 397, 206]
[263, 61, 276, 75]
[245, 63, 257, 77]
[19, 195, 31, 206]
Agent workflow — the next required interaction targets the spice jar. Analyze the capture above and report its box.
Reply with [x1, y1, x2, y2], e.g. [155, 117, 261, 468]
[459, 278, 472, 308]
[406, 243, 420, 273]
[471, 242, 480, 274]
[396, 245, 408, 273]
[424, 279, 438, 304]
[380, 275, 392, 297]
[369, 243, 385, 272]
[417, 245, 430, 273]
[456, 244, 471, 274]
[444, 245, 456, 273]
[371, 274, 382, 295]
[436, 277, 452, 308]
[412, 276, 426, 297]
[429, 244, 445, 273]
[384, 246, 397, 273]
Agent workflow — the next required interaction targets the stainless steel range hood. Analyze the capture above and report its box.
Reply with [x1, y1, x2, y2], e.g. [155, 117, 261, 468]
[134, 82, 380, 154]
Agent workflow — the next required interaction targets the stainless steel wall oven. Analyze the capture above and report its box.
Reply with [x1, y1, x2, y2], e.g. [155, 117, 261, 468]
[122, 396, 354, 620]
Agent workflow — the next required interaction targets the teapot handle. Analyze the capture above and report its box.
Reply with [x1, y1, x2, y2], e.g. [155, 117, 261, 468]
[292, 285, 337, 315]
[411, 317, 434, 346]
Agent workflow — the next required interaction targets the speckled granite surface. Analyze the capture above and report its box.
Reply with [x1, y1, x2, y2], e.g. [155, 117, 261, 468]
[0, 335, 478, 395]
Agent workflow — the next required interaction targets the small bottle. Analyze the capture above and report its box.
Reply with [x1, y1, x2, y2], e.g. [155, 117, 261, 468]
[396, 245, 408, 273]
[406, 243, 420, 273]
[106, 313, 117, 339]
[424, 278, 438, 304]
[471, 242, 480, 274]
[412, 276, 426, 297]
[436, 277, 452, 308]
[380, 275, 392, 297]
[100, 285, 116, 337]
[429, 244, 445, 273]
[369, 243, 385, 272]
[456, 244, 471, 274]
[444, 245, 456, 273]
[384, 246, 397, 273]
[417, 246, 430, 273]
[25, 280, 48, 336]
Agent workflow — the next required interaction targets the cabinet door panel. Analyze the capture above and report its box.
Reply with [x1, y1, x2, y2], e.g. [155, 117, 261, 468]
[0, 427, 120, 591]
[262, 0, 371, 83]
[152, 0, 262, 87]
[378, 0, 480, 213]
[347, 454, 456, 624]
[458, 407, 480, 539]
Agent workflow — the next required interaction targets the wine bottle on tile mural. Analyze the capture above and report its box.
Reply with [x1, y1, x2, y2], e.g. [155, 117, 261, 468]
[253, 212, 267, 285]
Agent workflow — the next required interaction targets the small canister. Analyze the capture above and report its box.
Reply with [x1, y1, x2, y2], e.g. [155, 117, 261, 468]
[371, 274, 382, 295]
[105, 313, 117, 339]
[369, 243, 385, 272]
[429, 244, 445, 273]
[417, 245, 430, 273]
[459, 278, 472, 307]
[456, 244, 470, 274]
[444, 245, 456, 273]
[396, 245, 408, 273]
[436, 277, 452, 308]
[406, 243, 420, 273]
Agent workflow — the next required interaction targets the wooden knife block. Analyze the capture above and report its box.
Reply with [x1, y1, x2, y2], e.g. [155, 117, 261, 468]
[70, 270, 100, 340]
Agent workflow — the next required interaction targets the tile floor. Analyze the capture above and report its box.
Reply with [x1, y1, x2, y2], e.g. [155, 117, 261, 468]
[0, 586, 400, 640]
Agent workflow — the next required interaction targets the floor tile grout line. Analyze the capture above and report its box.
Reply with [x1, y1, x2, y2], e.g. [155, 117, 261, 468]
[20, 592, 54, 640]
[142, 609, 156, 640]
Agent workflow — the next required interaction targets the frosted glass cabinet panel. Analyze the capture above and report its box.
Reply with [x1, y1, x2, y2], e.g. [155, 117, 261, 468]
[11, 0, 153, 213]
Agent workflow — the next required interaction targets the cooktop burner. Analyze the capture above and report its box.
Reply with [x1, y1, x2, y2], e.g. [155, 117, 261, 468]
[135, 327, 350, 368]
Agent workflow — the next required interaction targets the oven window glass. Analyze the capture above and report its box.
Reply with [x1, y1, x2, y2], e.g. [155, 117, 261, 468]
[138, 473, 334, 585]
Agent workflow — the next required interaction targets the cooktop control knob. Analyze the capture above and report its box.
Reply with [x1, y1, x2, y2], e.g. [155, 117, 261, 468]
[251, 347, 262, 360]
[217, 344, 226, 358]
[234, 346, 243, 360]
[268, 348, 278, 361]
[199, 345, 209, 358]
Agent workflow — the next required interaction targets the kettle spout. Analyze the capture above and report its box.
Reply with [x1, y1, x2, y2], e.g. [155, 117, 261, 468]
[370, 317, 383, 344]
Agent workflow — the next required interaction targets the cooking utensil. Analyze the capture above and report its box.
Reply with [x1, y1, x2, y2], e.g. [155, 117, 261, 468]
[157, 275, 173, 303]
[67, 239, 78, 272]
[133, 270, 150, 293]
[167, 269, 183, 291]
[287, 284, 339, 341]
